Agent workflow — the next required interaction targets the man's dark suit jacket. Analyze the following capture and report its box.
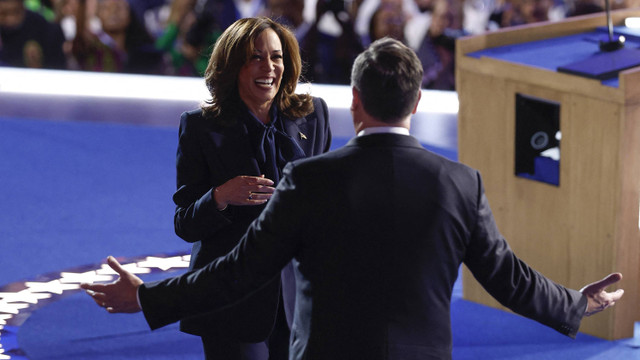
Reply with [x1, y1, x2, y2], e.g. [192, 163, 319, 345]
[172, 97, 331, 340]
[141, 133, 587, 359]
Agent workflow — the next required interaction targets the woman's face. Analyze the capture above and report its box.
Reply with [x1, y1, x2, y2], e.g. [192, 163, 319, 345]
[0, 0, 25, 30]
[237, 28, 285, 114]
[97, 0, 130, 34]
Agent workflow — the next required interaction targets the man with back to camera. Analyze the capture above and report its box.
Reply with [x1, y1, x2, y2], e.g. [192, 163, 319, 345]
[81, 37, 624, 360]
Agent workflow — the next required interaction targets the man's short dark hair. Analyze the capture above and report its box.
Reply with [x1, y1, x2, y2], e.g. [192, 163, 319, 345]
[350, 37, 423, 123]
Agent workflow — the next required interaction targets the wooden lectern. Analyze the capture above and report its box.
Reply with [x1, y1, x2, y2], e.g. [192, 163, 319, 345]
[456, 10, 640, 340]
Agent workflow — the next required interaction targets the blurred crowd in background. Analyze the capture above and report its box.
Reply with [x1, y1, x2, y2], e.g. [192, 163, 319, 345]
[0, 0, 638, 90]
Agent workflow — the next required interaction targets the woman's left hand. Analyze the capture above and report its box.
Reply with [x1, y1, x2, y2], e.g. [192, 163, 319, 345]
[213, 175, 276, 209]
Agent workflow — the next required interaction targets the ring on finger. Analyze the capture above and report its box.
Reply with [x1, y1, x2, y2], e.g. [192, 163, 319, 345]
[248, 193, 253, 200]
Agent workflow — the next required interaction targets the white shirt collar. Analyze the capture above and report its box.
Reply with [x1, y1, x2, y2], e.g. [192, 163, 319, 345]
[357, 127, 410, 137]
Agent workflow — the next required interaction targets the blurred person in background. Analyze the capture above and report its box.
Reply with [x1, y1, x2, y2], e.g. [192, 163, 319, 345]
[565, 0, 601, 16]
[174, 0, 225, 76]
[156, 0, 267, 77]
[126, 0, 167, 34]
[415, 0, 464, 90]
[152, 0, 207, 76]
[24, 0, 55, 20]
[169, 17, 331, 359]
[517, 0, 553, 23]
[611, 0, 639, 10]
[0, 0, 66, 68]
[261, 0, 306, 37]
[355, 0, 421, 47]
[71, 0, 165, 73]
[368, 0, 406, 42]
[488, 0, 553, 28]
[199, 0, 266, 33]
[299, 0, 363, 83]
[50, 0, 101, 69]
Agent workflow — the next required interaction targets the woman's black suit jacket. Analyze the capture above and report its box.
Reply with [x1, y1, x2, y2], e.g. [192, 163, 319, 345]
[172, 97, 331, 340]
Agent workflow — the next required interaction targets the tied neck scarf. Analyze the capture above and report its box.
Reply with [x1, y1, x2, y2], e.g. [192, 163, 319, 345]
[246, 105, 306, 184]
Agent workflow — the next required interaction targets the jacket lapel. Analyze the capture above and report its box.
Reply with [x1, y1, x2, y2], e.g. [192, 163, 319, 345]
[281, 115, 310, 156]
[207, 120, 262, 180]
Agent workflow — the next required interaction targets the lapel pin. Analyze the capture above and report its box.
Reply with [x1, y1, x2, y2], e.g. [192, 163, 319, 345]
[299, 132, 307, 140]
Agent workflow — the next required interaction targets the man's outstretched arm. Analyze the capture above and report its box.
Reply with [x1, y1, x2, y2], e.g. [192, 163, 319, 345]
[82, 258, 624, 319]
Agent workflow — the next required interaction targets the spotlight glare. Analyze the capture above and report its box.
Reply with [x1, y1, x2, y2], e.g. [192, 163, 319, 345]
[625, 17, 640, 28]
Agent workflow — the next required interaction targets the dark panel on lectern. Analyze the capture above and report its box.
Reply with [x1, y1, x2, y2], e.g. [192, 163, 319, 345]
[515, 93, 560, 186]
[557, 47, 640, 80]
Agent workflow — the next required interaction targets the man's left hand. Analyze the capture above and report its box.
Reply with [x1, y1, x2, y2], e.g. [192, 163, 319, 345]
[580, 272, 624, 317]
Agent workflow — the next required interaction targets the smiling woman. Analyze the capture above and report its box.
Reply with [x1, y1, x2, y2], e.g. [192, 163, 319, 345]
[168, 16, 332, 360]
[237, 28, 284, 123]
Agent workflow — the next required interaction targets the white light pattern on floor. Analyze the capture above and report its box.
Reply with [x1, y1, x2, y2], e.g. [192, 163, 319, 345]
[0, 290, 51, 304]
[0, 253, 190, 359]
[137, 256, 190, 271]
[59, 270, 116, 284]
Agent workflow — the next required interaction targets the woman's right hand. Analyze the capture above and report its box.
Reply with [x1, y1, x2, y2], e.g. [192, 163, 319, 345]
[213, 175, 276, 210]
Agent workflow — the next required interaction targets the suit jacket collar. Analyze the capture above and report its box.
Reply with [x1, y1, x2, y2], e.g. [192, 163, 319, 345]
[210, 115, 259, 177]
[346, 132, 423, 149]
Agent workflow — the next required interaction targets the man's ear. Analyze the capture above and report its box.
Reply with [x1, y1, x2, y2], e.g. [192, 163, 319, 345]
[411, 90, 422, 115]
[351, 87, 360, 112]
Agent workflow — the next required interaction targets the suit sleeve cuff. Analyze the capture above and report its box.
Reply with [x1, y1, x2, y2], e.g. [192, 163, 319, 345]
[563, 290, 588, 339]
[136, 285, 142, 310]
